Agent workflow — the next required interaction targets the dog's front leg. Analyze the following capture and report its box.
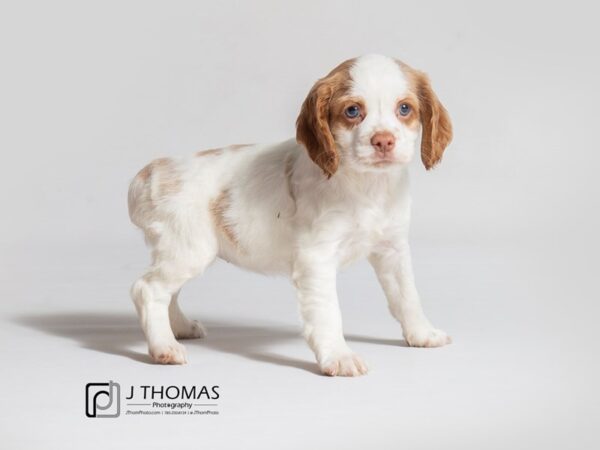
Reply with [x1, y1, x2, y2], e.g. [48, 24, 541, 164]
[292, 251, 368, 376]
[370, 239, 451, 347]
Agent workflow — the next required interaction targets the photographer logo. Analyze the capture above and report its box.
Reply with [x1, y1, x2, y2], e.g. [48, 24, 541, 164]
[85, 381, 220, 418]
[85, 381, 121, 418]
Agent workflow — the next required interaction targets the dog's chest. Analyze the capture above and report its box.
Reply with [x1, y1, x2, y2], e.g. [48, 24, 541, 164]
[335, 203, 392, 267]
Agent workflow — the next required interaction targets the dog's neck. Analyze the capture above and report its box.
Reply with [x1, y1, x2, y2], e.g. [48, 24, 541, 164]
[293, 143, 409, 206]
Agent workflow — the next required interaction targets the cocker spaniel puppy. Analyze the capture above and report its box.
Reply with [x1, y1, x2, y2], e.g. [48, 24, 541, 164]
[129, 54, 453, 376]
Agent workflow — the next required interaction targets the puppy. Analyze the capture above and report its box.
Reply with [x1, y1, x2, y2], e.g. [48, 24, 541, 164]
[128, 54, 453, 376]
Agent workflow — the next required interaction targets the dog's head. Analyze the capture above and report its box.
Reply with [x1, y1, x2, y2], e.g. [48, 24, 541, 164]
[296, 54, 452, 177]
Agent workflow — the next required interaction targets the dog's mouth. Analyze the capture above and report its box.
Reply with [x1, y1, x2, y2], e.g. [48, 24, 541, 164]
[367, 154, 409, 167]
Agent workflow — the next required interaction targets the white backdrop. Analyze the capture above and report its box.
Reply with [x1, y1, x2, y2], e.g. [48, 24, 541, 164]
[1, 1, 598, 449]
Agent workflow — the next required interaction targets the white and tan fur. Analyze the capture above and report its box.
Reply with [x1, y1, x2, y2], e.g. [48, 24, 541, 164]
[128, 54, 453, 376]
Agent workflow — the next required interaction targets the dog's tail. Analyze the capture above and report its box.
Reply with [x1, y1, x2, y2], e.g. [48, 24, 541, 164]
[127, 163, 152, 229]
[128, 158, 177, 229]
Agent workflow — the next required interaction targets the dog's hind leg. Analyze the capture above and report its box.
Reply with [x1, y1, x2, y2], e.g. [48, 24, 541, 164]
[169, 289, 207, 339]
[131, 222, 217, 364]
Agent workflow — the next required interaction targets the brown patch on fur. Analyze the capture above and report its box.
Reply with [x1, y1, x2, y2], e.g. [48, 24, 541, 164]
[296, 58, 356, 177]
[229, 143, 253, 151]
[152, 158, 181, 196]
[397, 61, 453, 169]
[210, 190, 238, 247]
[134, 158, 181, 197]
[136, 163, 152, 182]
[196, 144, 252, 157]
[128, 158, 181, 245]
[195, 148, 223, 157]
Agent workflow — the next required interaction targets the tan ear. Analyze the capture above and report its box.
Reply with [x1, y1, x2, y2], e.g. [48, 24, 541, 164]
[416, 72, 453, 170]
[296, 78, 339, 177]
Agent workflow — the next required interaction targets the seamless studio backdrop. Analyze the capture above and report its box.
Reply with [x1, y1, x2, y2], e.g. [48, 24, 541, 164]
[1, 1, 598, 449]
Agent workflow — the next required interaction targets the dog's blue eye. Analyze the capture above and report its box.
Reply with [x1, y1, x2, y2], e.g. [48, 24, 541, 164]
[345, 105, 360, 118]
[399, 103, 411, 116]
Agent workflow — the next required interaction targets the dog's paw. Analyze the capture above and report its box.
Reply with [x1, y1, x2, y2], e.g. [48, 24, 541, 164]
[149, 341, 188, 364]
[404, 327, 452, 348]
[173, 319, 207, 340]
[319, 352, 368, 377]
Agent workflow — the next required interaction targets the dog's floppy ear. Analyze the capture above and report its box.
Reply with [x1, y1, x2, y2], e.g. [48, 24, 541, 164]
[296, 76, 339, 178]
[415, 72, 453, 170]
